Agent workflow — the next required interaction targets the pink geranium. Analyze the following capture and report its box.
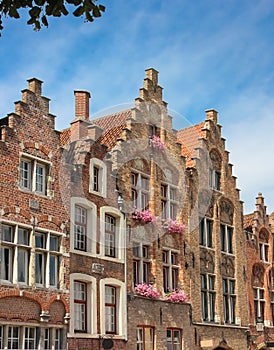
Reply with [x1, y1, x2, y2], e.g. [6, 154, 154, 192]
[132, 209, 157, 224]
[150, 135, 166, 151]
[164, 289, 188, 303]
[163, 219, 185, 234]
[135, 283, 161, 299]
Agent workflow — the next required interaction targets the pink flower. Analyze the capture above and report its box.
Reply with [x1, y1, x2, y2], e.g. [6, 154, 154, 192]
[163, 219, 185, 234]
[149, 136, 166, 151]
[132, 209, 157, 224]
[135, 283, 161, 299]
[164, 289, 188, 303]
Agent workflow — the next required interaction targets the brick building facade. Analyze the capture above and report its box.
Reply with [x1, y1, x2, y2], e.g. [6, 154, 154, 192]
[0, 69, 273, 350]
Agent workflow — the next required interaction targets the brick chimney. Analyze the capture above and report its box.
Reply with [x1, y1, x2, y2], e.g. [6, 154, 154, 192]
[27, 78, 43, 95]
[74, 90, 90, 120]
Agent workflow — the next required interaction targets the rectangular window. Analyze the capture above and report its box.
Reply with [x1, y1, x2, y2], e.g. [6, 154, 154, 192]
[105, 215, 116, 257]
[161, 184, 178, 220]
[254, 287, 265, 322]
[199, 217, 213, 247]
[163, 250, 179, 292]
[167, 328, 181, 350]
[8, 326, 19, 349]
[201, 274, 215, 322]
[0, 325, 3, 349]
[34, 231, 61, 288]
[24, 327, 37, 349]
[223, 279, 236, 324]
[131, 172, 150, 210]
[44, 328, 51, 350]
[74, 205, 87, 251]
[20, 156, 50, 195]
[220, 224, 233, 253]
[55, 329, 63, 350]
[105, 285, 117, 334]
[74, 281, 87, 332]
[133, 242, 151, 285]
[137, 326, 154, 350]
[93, 166, 99, 191]
[260, 242, 269, 262]
[1, 225, 31, 284]
[209, 169, 221, 190]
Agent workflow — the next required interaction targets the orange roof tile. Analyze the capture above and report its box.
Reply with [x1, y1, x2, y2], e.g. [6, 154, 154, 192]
[177, 122, 205, 167]
[60, 128, 71, 146]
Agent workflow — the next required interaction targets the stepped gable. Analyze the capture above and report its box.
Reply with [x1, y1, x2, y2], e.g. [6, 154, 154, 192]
[92, 109, 132, 150]
[244, 213, 254, 230]
[177, 122, 205, 167]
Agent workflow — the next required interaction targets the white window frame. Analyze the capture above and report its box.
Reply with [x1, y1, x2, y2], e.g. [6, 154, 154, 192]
[201, 274, 216, 322]
[89, 158, 107, 197]
[70, 273, 97, 336]
[71, 197, 97, 255]
[1, 223, 31, 285]
[34, 230, 62, 288]
[209, 168, 221, 191]
[100, 207, 125, 261]
[100, 278, 126, 338]
[133, 241, 151, 286]
[199, 217, 213, 248]
[162, 248, 179, 292]
[161, 183, 178, 220]
[19, 153, 51, 196]
[220, 223, 233, 254]
[131, 171, 150, 210]
[254, 287, 265, 322]
[223, 278, 236, 324]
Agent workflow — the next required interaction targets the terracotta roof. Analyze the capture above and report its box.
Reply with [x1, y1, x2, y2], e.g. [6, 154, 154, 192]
[92, 109, 132, 151]
[60, 128, 71, 147]
[176, 122, 205, 167]
[92, 109, 132, 131]
[244, 213, 254, 229]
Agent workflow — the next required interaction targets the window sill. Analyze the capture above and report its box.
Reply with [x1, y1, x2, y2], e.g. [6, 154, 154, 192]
[19, 187, 52, 199]
[89, 189, 106, 198]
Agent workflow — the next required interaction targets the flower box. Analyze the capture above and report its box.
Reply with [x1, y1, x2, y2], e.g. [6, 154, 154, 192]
[134, 283, 161, 299]
[132, 209, 157, 224]
[163, 219, 185, 234]
[164, 289, 188, 303]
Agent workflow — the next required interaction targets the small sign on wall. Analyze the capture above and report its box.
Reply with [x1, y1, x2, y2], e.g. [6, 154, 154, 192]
[92, 263, 104, 274]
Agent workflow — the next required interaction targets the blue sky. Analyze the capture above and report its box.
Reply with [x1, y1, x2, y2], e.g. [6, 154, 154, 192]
[1, 0, 274, 214]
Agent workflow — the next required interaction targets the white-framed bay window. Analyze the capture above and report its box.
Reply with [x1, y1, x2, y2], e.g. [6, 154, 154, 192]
[71, 197, 97, 255]
[70, 273, 97, 336]
[89, 158, 107, 197]
[100, 278, 126, 337]
[100, 207, 125, 261]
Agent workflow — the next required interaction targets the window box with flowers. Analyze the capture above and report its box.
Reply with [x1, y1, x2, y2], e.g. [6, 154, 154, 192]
[132, 209, 157, 224]
[164, 289, 188, 303]
[149, 135, 166, 151]
[134, 283, 161, 299]
[163, 219, 185, 234]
